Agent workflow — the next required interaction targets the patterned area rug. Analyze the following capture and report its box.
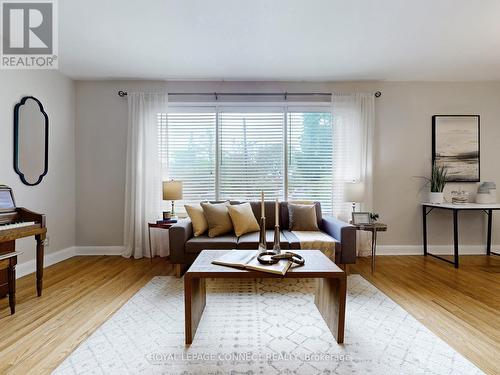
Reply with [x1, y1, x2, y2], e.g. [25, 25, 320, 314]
[53, 275, 483, 375]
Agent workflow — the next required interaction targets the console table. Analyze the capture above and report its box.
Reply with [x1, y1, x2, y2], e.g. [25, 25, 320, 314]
[422, 203, 500, 268]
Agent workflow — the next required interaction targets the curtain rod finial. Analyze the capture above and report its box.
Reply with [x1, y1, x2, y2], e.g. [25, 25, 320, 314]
[374, 91, 382, 98]
[118, 90, 127, 97]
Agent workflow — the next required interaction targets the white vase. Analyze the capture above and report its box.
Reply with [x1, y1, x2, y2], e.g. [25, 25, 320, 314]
[428, 192, 444, 204]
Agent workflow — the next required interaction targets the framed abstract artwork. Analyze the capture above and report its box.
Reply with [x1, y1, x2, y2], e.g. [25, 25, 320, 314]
[432, 115, 480, 182]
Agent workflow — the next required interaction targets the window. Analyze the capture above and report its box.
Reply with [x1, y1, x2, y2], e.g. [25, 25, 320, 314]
[219, 111, 284, 201]
[159, 106, 334, 213]
[288, 111, 333, 212]
[159, 110, 216, 208]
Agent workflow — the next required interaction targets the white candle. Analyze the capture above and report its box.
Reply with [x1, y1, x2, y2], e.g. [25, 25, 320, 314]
[275, 198, 279, 227]
[261, 191, 265, 218]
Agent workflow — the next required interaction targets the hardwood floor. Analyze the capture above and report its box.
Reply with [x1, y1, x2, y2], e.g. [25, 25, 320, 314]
[352, 255, 500, 375]
[0, 256, 174, 375]
[0, 254, 498, 374]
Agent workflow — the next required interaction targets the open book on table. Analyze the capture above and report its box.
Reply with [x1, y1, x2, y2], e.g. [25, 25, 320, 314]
[212, 250, 291, 275]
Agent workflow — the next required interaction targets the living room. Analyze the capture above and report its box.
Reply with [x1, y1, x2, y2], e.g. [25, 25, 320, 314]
[0, 1, 499, 374]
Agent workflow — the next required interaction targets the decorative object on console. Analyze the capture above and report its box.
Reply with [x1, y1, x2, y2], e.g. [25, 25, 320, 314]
[432, 115, 480, 182]
[162, 180, 183, 219]
[427, 163, 448, 204]
[476, 182, 497, 204]
[13, 96, 49, 186]
[450, 189, 469, 204]
[352, 212, 372, 225]
[344, 180, 365, 212]
[369, 213, 379, 222]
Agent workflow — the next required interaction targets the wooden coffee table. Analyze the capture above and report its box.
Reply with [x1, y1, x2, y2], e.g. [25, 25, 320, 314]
[184, 249, 347, 345]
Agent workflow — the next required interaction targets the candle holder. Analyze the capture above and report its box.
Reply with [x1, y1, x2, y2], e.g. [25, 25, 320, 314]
[272, 224, 281, 255]
[258, 216, 267, 251]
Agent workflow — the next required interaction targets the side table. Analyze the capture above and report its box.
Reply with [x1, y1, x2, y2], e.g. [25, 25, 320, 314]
[354, 223, 387, 272]
[148, 222, 174, 261]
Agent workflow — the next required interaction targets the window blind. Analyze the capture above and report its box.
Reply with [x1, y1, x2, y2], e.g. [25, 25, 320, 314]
[159, 111, 216, 209]
[219, 111, 284, 201]
[288, 112, 333, 213]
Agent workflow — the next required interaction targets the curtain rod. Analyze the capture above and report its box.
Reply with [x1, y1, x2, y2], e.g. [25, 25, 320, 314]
[117, 90, 382, 98]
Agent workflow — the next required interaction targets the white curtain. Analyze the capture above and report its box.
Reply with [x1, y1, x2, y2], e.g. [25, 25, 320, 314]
[331, 93, 375, 256]
[123, 92, 168, 258]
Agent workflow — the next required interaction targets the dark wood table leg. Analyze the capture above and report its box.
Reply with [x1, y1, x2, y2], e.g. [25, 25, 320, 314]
[8, 257, 17, 315]
[423, 205, 428, 256]
[184, 275, 206, 345]
[35, 234, 45, 296]
[487, 209, 492, 255]
[314, 276, 346, 344]
[453, 210, 459, 268]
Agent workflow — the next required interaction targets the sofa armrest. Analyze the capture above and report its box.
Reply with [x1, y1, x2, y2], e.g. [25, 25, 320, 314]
[321, 216, 356, 264]
[169, 219, 193, 264]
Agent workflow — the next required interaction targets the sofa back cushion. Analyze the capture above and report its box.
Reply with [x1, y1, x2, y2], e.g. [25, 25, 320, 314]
[287, 203, 320, 231]
[200, 201, 234, 237]
[228, 202, 260, 237]
[281, 201, 322, 230]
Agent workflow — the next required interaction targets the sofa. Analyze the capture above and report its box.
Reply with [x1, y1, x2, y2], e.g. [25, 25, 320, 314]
[169, 201, 356, 267]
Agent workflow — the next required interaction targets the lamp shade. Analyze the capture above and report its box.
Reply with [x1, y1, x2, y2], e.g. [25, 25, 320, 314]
[343, 181, 365, 203]
[163, 180, 183, 201]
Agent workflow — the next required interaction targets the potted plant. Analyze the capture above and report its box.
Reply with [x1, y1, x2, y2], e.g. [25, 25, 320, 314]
[428, 164, 448, 204]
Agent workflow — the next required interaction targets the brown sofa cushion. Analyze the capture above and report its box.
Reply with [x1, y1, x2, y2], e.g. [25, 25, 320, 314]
[288, 203, 320, 231]
[185, 234, 238, 253]
[236, 230, 290, 250]
[201, 201, 233, 237]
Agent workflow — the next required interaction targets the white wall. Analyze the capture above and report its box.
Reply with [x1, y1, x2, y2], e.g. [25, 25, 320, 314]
[75, 80, 500, 252]
[0, 71, 76, 264]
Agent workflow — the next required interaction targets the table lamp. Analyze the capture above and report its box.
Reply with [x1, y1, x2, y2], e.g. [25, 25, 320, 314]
[162, 180, 183, 219]
[344, 181, 364, 212]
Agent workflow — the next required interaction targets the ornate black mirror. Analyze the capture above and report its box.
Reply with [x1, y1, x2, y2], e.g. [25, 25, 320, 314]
[14, 96, 49, 186]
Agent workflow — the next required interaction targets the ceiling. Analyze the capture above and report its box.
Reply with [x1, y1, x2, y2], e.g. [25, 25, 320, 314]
[59, 0, 500, 81]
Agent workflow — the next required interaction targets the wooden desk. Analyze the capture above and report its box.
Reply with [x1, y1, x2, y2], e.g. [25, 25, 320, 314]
[184, 250, 346, 345]
[422, 203, 500, 268]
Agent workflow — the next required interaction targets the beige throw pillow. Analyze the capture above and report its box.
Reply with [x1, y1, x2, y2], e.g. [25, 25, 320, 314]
[200, 201, 234, 238]
[288, 203, 319, 231]
[184, 204, 208, 237]
[228, 202, 260, 237]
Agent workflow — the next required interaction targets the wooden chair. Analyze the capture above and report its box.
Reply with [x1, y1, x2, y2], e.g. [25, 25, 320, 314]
[0, 251, 20, 315]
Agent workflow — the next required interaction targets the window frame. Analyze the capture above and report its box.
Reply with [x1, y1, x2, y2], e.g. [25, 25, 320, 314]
[163, 102, 333, 212]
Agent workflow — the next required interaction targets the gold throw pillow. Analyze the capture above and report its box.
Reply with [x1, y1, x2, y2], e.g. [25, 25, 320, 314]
[200, 201, 234, 238]
[184, 204, 208, 237]
[288, 203, 319, 231]
[228, 202, 260, 237]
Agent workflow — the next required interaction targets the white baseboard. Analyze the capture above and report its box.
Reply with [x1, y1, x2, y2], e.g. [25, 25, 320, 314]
[74, 246, 124, 256]
[16, 246, 77, 279]
[377, 245, 495, 256]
